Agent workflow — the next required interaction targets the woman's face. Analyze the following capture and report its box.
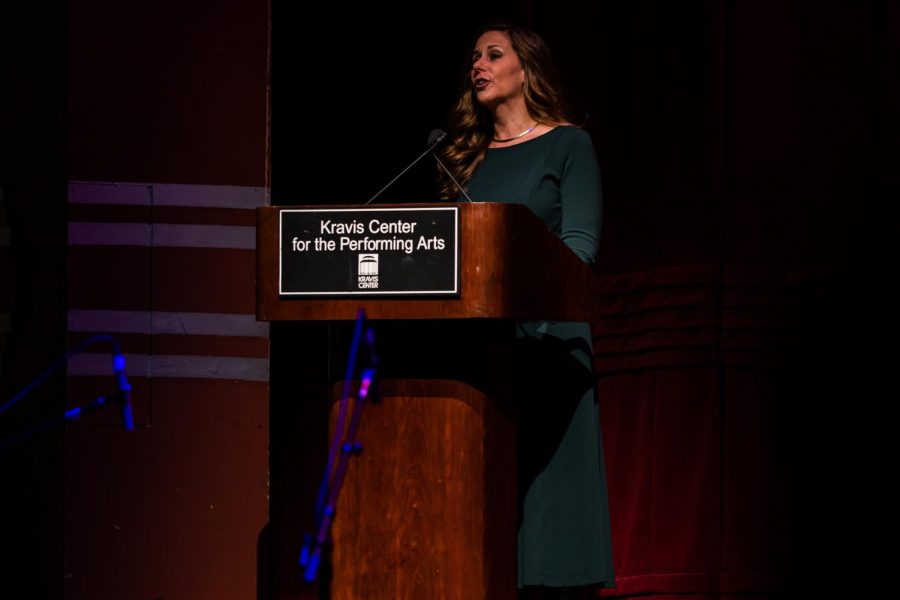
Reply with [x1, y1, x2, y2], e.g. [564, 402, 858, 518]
[471, 30, 525, 109]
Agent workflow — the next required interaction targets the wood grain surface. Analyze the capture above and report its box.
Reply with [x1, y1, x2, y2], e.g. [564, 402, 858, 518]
[329, 379, 516, 600]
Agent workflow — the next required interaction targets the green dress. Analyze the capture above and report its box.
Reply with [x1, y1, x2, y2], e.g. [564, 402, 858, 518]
[465, 126, 615, 588]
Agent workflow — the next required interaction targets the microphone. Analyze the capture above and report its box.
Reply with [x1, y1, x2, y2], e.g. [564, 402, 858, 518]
[428, 130, 473, 203]
[426, 128, 446, 146]
[113, 352, 134, 431]
[365, 129, 453, 205]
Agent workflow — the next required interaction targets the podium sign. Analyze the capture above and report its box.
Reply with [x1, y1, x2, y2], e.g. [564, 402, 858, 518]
[279, 206, 459, 296]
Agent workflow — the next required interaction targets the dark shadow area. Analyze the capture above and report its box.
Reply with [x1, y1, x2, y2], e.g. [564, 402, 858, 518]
[0, 2, 67, 598]
[270, 2, 539, 208]
[257, 521, 270, 600]
[782, 248, 899, 594]
[515, 326, 596, 521]
[269, 321, 332, 599]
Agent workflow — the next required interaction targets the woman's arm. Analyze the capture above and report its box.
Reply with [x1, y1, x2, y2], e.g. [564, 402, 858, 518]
[559, 129, 603, 265]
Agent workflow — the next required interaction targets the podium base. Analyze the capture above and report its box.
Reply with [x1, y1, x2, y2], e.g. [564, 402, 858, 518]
[330, 374, 516, 600]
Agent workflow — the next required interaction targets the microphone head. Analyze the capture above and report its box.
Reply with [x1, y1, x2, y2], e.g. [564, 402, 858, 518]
[113, 352, 134, 431]
[427, 129, 448, 147]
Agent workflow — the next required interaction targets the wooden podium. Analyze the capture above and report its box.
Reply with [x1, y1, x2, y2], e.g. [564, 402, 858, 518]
[257, 203, 597, 600]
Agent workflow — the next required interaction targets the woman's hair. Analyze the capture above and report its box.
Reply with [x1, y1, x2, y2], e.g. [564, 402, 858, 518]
[438, 23, 573, 200]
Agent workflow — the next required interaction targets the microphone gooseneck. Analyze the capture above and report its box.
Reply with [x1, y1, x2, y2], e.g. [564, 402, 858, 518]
[434, 160, 473, 203]
[429, 129, 473, 202]
[365, 129, 451, 205]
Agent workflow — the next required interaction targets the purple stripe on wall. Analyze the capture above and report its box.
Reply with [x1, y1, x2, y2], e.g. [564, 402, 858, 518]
[68, 222, 151, 246]
[67, 332, 270, 359]
[68, 352, 269, 381]
[68, 182, 151, 205]
[68, 310, 268, 337]
[68, 181, 268, 209]
[67, 204, 256, 226]
[68, 222, 256, 249]
[152, 183, 267, 209]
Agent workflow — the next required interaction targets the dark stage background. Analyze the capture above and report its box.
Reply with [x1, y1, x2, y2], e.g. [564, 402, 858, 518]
[1, 0, 897, 598]
[271, 1, 898, 598]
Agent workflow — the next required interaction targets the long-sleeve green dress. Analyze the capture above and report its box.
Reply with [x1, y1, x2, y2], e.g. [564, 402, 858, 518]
[465, 126, 615, 588]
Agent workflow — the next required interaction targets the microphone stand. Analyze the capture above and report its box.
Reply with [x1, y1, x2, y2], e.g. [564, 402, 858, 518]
[434, 153, 474, 202]
[365, 132, 448, 205]
[0, 390, 131, 451]
[299, 308, 379, 583]
[363, 128, 474, 204]
[0, 334, 134, 451]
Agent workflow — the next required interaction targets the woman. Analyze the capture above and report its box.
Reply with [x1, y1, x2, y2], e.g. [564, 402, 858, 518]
[439, 24, 614, 598]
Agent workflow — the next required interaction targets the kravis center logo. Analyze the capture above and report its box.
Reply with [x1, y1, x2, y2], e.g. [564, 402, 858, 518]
[358, 254, 379, 289]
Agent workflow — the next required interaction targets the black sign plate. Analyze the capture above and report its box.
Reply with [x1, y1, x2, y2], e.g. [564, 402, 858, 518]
[279, 207, 459, 296]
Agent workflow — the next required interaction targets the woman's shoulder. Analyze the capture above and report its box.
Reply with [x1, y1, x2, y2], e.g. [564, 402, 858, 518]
[551, 125, 593, 143]
[548, 125, 597, 156]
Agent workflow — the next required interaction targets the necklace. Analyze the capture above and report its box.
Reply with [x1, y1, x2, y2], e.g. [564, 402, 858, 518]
[493, 123, 539, 143]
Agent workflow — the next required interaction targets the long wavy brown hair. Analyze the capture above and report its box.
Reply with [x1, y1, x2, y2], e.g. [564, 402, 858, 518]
[438, 23, 574, 200]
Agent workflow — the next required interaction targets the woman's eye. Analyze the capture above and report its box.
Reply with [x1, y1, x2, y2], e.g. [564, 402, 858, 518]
[489, 52, 502, 60]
